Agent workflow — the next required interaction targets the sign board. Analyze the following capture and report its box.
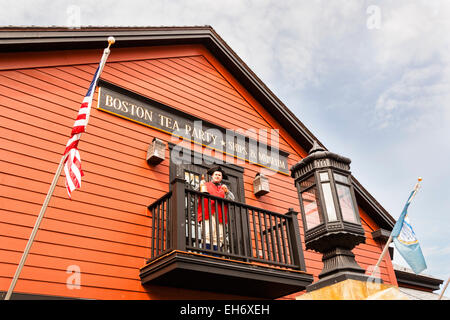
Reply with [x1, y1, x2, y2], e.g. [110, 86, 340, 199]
[97, 82, 290, 174]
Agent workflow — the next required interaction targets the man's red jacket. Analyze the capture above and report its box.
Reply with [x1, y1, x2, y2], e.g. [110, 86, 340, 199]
[197, 181, 228, 224]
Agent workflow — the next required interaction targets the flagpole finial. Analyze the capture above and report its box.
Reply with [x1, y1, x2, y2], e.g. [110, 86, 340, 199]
[413, 177, 422, 192]
[107, 36, 115, 49]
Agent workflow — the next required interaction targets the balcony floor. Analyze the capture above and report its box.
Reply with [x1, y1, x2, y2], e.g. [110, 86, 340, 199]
[139, 250, 314, 299]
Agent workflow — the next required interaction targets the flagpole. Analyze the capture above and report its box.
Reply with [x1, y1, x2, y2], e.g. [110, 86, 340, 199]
[370, 177, 422, 277]
[4, 153, 68, 300]
[3, 37, 115, 300]
[84, 37, 115, 129]
[438, 276, 450, 300]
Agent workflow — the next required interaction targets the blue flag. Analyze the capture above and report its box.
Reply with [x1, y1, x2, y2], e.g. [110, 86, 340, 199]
[391, 188, 427, 274]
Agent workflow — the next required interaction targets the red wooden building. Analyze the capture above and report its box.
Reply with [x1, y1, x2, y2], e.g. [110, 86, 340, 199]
[0, 27, 397, 300]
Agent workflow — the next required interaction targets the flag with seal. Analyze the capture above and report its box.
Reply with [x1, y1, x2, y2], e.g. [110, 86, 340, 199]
[391, 186, 427, 274]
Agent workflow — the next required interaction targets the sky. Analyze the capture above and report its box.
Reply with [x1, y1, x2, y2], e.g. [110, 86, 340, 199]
[2, 0, 449, 296]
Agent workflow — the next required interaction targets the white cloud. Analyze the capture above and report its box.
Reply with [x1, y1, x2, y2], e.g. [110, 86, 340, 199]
[361, 1, 450, 132]
[373, 64, 450, 130]
[423, 245, 450, 257]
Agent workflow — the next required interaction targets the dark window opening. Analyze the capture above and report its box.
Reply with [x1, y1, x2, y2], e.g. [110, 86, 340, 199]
[168, 143, 245, 203]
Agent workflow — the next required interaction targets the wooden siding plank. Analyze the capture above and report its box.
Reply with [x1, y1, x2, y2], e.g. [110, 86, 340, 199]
[0, 249, 139, 280]
[138, 59, 249, 107]
[0, 236, 144, 269]
[0, 263, 145, 293]
[0, 184, 147, 226]
[0, 209, 149, 247]
[0, 222, 148, 258]
[0, 197, 150, 237]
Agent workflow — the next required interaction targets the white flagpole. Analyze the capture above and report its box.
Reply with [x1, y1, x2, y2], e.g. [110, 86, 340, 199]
[370, 177, 422, 277]
[438, 276, 450, 300]
[4, 37, 115, 300]
[4, 153, 68, 300]
[84, 37, 114, 129]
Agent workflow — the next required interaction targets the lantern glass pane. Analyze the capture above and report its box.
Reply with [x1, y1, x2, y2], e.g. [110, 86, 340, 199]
[336, 184, 358, 223]
[319, 172, 329, 182]
[301, 186, 322, 230]
[300, 175, 316, 192]
[334, 173, 348, 184]
[321, 182, 337, 221]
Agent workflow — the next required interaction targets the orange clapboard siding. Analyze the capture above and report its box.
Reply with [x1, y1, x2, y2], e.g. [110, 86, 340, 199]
[0, 98, 172, 180]
[182, 56, 225, 78]
[2, 169, 144, 214]
[140, 58, 245, 104]
[360, 209, 397, 285]
[0, 210, 149, 249]
[0, 42, 395, 300]
[0, 221, 148, 259]
[0, 277, 150, 300]
[0, 249, 139, 281]
[0, 275, 254, 300]
[0, 236, 144, 270]
[1, 147, 168, 200]
[1, 158, 156, 206]
[0, 130, 168, 192]
[0, 44, 208, 71]
[0, 261, 144, 292]
[1, 198, 150, 238]
[1, 70, 83, 102]
[123, 58, 261, 117]
[1, 185, 147, 227]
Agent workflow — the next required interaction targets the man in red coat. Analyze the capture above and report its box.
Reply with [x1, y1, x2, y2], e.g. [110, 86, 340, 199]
[197, 166, 235, 252]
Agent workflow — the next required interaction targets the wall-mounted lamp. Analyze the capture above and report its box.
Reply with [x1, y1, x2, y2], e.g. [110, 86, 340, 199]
[146, 137, 166, 165]
[253, 173, 270, 197]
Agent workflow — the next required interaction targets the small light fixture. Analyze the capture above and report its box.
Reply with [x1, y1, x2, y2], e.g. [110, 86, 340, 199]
[253, 172, 270, 197]
[146, 137, 166, 165]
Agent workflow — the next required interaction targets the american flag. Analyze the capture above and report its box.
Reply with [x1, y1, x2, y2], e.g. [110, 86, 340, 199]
[63, 43, 112, 198]
[63, 67, 100, 156]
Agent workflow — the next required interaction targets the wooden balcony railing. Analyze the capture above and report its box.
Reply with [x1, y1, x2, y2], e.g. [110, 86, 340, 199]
[147, 177, 307, 271]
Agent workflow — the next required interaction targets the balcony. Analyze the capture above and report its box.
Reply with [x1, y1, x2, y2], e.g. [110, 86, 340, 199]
[139, 177, 314, 298]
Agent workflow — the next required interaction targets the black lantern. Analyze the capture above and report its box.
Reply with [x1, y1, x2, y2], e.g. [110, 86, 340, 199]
[290, 141, 368, 291]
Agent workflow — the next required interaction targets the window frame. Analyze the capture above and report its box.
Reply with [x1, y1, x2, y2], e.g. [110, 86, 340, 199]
[168, 142, 245, 203]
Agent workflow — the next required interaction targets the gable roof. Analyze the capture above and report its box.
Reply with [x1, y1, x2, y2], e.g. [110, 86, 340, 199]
[0, 26, 396, 229]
